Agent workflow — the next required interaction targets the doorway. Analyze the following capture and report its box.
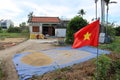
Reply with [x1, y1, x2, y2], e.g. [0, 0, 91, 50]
[42, 26, 55, 36]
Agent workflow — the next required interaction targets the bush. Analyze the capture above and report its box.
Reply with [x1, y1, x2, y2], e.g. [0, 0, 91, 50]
[114, 26, 120, 36]
[66, 16, 88, 44]
[113, 59, 120, 80]
[7, 26, 21, 33]
[104, 24, 116, 43]
[96, 54, 111, 80]
[0, 27, 3, 33]
[0, 65, 3, 79]
[0, 59, 5, 80]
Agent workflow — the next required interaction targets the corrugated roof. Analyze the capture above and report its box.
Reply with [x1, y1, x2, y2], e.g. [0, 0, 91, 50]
[31, 17, 60, 23]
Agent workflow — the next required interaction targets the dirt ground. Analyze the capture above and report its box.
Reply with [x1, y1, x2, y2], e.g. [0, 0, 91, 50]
[0, 38, 25, 43]
[0, 38, 26, 50]
[0, 38, 57, 80]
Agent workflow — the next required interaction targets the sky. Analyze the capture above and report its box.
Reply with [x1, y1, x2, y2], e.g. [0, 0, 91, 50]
[0, 0, 120, 26]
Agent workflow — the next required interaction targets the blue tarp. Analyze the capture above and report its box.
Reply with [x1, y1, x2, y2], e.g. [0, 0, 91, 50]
[13, 46, 110, 80]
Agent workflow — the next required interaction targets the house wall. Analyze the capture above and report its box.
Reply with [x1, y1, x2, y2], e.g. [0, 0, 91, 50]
[29, 22, 66, 39]
[29, 23, 42, 33]
[29, 23, 43, 39]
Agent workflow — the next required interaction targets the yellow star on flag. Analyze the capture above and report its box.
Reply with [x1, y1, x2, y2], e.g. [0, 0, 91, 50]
[84, 32, 91, 40]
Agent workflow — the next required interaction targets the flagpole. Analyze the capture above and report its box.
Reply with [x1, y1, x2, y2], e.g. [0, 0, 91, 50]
[96, 19, 100, 80]
[96, 46, 99, 80]
[95, 0, 99, 79]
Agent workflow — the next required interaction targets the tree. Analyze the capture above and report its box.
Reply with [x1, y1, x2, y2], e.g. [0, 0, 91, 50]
[7, 26, 21, 33]
[115, 26, 120, 36]
[104, 0, 117, 24]
[78, 9, 86, 17]
[104, 0, 110, 6]
[19, 22, 29, 33]
[19, 22, 26, 30]
[104, 0, 110, 25]
[104, 23, 116, 42]
[19, 22, 26, 27]
[66, 16, 88, 44]
[28, 12, 33, 22]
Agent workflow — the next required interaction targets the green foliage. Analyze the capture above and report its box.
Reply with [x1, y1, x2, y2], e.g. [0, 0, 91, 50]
[106, 25, 116, 37]
[28, 12, 33, 22]
[114, 59, 120, 79]
[105, 24, 116, 43]
[107, 59, 120, 80]
[0, 65, 2, 79]
[19, 22, 26, 27]
[0, 27, 3, 33]
[66, 16, 88, 44]
[22, 29, 29, 33]
[104, 0, 110, 6]
[96, 54, 111, 80]
[114, 26, 120, 36]
[99, 36, 120, 53]
[7, 26, 21, 33]
[78, 9, 86, 17]
[0, 32, 29, 38]
[0, 59, 5, 80]
[19, 22, 29, 34]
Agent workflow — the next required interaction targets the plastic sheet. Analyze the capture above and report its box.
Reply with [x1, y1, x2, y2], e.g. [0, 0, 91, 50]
[13, 46, 110, 80]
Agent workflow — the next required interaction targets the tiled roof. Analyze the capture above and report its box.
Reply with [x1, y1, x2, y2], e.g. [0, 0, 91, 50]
[31, 17, 60, 23]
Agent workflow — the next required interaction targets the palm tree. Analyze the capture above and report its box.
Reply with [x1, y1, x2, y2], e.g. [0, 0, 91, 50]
[28, 12, 33, 22]
[78, 9, 85, 17]
[104, 0, 110, 43]
[104, 0, 110, 6]
[104, 0, 117, 43]
[104, 0, 110, 24]
[104, 0, 117, 24]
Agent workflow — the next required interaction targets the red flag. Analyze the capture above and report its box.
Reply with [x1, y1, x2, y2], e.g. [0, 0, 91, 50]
[72, 19, 100, 48]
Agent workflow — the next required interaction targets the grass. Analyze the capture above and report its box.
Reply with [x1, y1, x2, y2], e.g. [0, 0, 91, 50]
[99, 36, 120, 53]
[0, 32, 29, 38]
[0, 59, 5, 80]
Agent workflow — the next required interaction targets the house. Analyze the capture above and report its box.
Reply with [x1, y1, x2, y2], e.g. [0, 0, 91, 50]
[0, 19, 14, 29]
[28, 16, 68, 39]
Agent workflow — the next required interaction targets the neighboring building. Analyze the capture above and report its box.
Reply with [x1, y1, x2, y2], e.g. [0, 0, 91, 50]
[60, 18, 70, 28]
[0, 19, 14, 29]
[55, 27, 66, 37]
[55, 19, 70, 37]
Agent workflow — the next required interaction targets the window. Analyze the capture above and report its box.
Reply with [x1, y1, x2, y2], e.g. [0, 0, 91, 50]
[1, 22, 6, 26]
[32, 26, 39, 32]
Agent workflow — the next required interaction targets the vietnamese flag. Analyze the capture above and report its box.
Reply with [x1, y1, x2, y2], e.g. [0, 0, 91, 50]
[72, 19, 100, 48]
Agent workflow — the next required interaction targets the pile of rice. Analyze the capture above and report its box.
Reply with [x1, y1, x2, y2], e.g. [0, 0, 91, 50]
[21, 52, 53, 66]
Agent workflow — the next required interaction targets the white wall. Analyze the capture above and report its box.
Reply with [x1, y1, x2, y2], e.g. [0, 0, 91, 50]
[29, 23, 42, 33]
[29, 26, 32, 33]
[0, 20, 14, 29]
[55, 28, 66, 37]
